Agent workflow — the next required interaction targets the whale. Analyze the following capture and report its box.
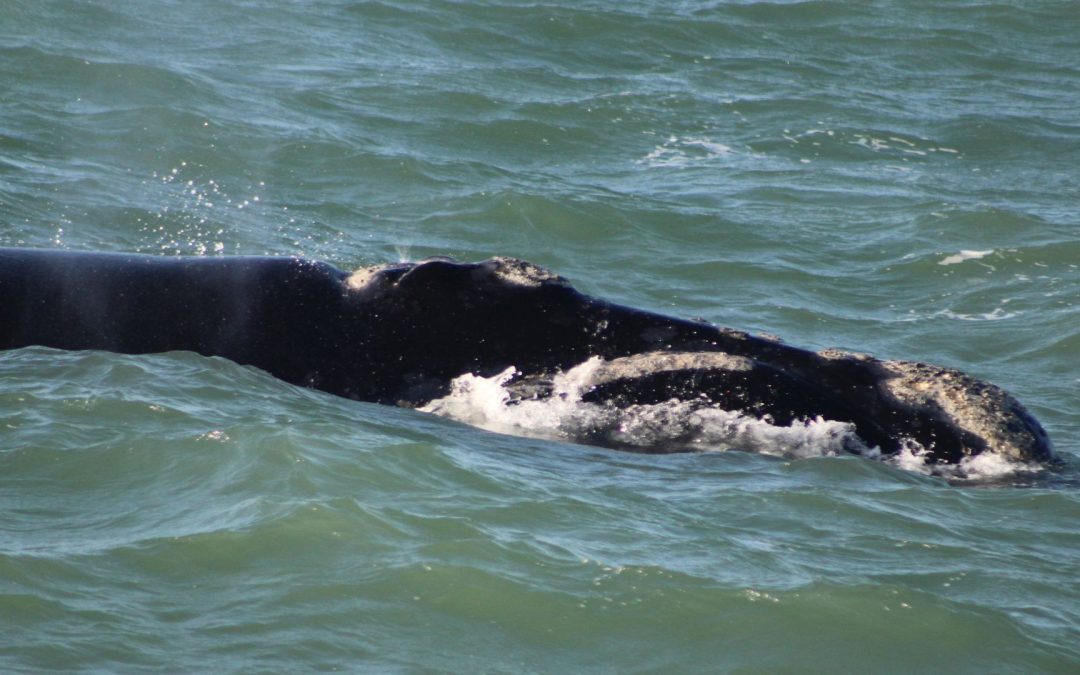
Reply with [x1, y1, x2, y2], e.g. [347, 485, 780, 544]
[0, 247, 1053, 467]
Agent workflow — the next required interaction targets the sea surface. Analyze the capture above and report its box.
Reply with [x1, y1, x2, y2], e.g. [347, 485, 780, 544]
[2, 0, 1078, 671]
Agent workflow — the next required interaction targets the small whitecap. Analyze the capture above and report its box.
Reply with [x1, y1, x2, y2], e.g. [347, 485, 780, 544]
[938, 250, 994, 266]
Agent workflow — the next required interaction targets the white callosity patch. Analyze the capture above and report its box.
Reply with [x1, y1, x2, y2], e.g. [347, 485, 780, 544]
[817, 348, 874, 363]
[347, 257, 564, 292]
[345, 263, 395, 291]
[584, 351, 755, 385]
[814, 350, 1046, 479]
[878, 359, 1048, 464]
[482, 257, 566, 288]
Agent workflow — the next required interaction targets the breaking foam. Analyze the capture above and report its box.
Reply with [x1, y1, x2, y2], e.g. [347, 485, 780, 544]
[419, 358, 1043, 481]
[888, 441, 1045, 482]
[420, 358, 867, 460]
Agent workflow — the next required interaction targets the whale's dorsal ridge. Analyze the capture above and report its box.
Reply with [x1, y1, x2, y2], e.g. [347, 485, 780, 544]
[344, 257, 569, 307]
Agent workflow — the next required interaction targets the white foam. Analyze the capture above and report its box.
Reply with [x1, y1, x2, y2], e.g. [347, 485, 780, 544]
[420, 359, 1046, 480]
[885, 437, 1042, 482]
[939, 249, 994, 266]
[952, 452, 1044, 481]
[937, 307, 1020, 322]
[888, 440, 934, 474]
[638, 135, 734, 168]
[420, 359, 868, 460]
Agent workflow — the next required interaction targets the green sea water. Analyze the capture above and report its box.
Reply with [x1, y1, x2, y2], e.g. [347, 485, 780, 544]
[1, 0, 1078, 671]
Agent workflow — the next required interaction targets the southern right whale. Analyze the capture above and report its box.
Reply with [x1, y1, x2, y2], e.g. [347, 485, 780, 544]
[0, 247, 1053, 467]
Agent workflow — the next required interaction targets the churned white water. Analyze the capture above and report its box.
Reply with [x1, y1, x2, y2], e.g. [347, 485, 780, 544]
[421, 359, 863, 458]
[420, 359, 1039, 482]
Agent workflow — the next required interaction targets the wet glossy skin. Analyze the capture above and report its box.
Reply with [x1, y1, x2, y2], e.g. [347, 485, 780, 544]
[0, 248, 1053, 465]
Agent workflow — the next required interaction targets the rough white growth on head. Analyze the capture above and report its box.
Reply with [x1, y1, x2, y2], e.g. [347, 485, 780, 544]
[817, 348, 873, 362]
[878, 359, 1047, 463]
[585, 351, 754, 386]
[345, 264, 393, 291]
[485, 257, 564, 287]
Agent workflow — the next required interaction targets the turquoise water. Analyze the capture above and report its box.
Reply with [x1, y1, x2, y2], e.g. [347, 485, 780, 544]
[2, 0, 1078, 671]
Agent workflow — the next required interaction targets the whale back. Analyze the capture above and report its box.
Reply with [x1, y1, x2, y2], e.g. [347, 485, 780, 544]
[0, 249, 1054, 467]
